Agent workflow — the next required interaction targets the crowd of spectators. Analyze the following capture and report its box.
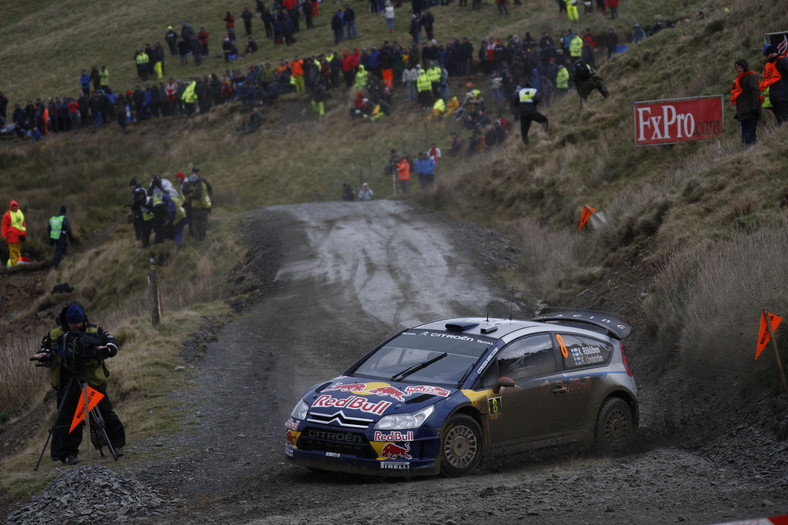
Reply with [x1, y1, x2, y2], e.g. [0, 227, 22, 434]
[0, 0, 671, 158]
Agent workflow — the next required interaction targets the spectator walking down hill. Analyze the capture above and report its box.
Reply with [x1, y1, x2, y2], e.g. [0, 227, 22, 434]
[512, 82, 548, 146]
[242, 7, 254, 37]
[198, 27, 210, 57]
[761, 44, 788, 125]
[33, 303, 126, 465]
[396, 154, 411, 194]
[409, 14, 421, 45]
[99, 65, 110, 91]
[344, 4, 357, 40]
[183, 168, 213, 241]
[606, 27, 618, 59]
[134, 48, 150, 81]
[342, 182, 355, 201]
[311, 80, 326, 116]
[358, 182, 374, 201]
[181, 78, 198, 115]
[383, 1, 395, 34]
[130, 186, 155, 247]
[224, 11, 236, 42]
[414, 151, 436, 189]
[1, 200, 26, 267]
[428, 142, 441, 163]
[332, 11, 344, 45]
[148, 174, 176, 245]
[0, 91, 7, 125]
[573, 59, 609, 105]
[632, 24, 646, 44]
[177, 37, 190, 65]
[421, 9, 435, 41]
[448, 132, 463, 157]
[564, 0, 579, 22]
[165, 26, 178, 55]
[730, 58, 762, 147]
[79, 69, 91, 96]
[48, 205, 75, 268]
[607, 0, 619, 19]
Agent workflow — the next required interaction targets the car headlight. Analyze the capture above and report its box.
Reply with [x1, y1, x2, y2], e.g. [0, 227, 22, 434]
[290, 399, 309, 420]
[374, 405, 435, 430]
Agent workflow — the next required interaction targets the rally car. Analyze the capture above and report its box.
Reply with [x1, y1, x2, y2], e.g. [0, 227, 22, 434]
[285, 309, 638, 477]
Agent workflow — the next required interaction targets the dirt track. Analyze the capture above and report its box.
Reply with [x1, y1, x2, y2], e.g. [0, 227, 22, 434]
[5, 201, 787, 524]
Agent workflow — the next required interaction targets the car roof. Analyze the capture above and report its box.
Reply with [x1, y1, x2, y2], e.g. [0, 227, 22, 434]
[413, 317, 543, 338]
[414, 309, 631, 340]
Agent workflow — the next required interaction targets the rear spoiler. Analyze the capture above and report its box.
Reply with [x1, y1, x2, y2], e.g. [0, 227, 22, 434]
[532, 308, 631, 339]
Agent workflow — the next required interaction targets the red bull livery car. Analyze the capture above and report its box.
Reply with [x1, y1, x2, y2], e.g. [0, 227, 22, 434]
[285, 309, 638, 477]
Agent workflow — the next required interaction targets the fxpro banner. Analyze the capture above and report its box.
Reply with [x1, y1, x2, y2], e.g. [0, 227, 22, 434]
[633, 95, 724, 146]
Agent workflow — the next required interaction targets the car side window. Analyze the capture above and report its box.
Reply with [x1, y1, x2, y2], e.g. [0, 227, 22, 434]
[556, 333, 613, 370]
[493, 334, 556, 382]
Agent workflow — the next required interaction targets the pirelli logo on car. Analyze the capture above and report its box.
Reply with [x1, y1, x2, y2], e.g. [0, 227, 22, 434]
[380, 462, 410, 470]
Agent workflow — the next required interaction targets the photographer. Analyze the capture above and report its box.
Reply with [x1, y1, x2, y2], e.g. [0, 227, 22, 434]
[33, 303, 126, 465]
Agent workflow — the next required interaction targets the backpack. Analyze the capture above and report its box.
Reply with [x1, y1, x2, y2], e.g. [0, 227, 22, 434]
[574, 61, 591, 81]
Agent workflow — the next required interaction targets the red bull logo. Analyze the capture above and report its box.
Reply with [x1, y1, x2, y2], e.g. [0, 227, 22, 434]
[367, 386, 407, 402]
[312, 394, 392, 415]
[286, 430, 295, 446]
[324, 381, 452, 402]
[380, 442, 412, 460]
[373, 430, 414, 442]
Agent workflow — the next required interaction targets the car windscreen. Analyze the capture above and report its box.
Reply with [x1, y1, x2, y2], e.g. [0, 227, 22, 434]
[351, 329, 497, 387]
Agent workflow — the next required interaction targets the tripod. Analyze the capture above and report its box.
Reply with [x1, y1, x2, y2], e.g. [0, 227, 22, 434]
[34, 373, 118, 471]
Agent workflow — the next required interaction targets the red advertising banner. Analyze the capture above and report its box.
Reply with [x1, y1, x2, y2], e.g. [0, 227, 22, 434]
[634, 95, 723, 146]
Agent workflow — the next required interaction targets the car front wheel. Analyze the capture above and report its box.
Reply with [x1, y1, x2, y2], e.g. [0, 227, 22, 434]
[595, 397, 634, 453]
[440, 414, 483, 477]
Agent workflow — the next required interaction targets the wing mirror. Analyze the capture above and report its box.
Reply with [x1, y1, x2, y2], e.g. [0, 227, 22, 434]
[493, 376, 516, 394]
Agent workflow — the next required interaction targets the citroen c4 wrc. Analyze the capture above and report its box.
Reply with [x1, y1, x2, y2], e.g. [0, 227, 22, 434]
[284, 309, 638, 477]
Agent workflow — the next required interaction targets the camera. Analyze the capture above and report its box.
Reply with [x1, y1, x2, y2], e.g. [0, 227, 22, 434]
[30, 350, 53, 367]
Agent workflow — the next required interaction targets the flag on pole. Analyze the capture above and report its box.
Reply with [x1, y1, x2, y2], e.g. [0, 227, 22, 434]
[579, 205, 595, 230]
[756, 310, 782, 360]
[69, 386, 104, 433]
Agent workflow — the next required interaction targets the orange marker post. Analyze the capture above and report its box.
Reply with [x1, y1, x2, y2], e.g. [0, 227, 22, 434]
[578, 205, 595, 230]
[69, 385, 104, 432]
[756, 310, 786, 392]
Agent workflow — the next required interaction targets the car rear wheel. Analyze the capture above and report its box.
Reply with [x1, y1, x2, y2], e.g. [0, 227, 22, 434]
[440, 414, 483, 477]
[595, 397, 634, 453]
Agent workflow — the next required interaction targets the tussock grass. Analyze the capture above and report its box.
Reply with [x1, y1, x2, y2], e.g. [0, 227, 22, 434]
[0, 334, 50, 422]
[647, 221, 788, 389]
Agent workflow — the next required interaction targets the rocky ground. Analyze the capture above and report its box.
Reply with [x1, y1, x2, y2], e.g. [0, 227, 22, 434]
[3, 201, 787, 525]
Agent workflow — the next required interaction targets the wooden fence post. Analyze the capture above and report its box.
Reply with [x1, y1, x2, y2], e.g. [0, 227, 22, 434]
[148, 255, 160, 326]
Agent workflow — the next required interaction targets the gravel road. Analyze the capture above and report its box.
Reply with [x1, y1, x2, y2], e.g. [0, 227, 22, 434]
[6, 200, 787, 525]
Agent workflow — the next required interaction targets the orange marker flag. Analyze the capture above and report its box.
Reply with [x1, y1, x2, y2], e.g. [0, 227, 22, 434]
[578, 205, 596, 230]
[69, 386, 104, 433]
[756, 310, 782, 360]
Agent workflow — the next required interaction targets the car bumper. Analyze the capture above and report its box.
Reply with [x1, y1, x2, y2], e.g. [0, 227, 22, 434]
[285, 426, 442, 477]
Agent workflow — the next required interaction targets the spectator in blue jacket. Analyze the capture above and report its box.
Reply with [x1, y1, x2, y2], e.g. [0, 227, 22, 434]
[414, 151, 436, 189]
[79, 69, 91, 96]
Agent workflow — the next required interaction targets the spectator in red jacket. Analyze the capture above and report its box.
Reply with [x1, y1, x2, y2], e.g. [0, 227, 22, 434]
[1, 200, 27, 267]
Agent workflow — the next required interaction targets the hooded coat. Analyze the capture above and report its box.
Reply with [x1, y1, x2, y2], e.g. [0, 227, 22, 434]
[1, 200, 26, 243]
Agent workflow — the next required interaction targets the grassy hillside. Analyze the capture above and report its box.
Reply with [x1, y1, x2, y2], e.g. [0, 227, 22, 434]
[1, 0, 787, 503]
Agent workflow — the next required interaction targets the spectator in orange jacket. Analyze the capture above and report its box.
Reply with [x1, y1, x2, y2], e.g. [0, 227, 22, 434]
[1, 200, 27, 267]
[396, 155, 411, 194]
